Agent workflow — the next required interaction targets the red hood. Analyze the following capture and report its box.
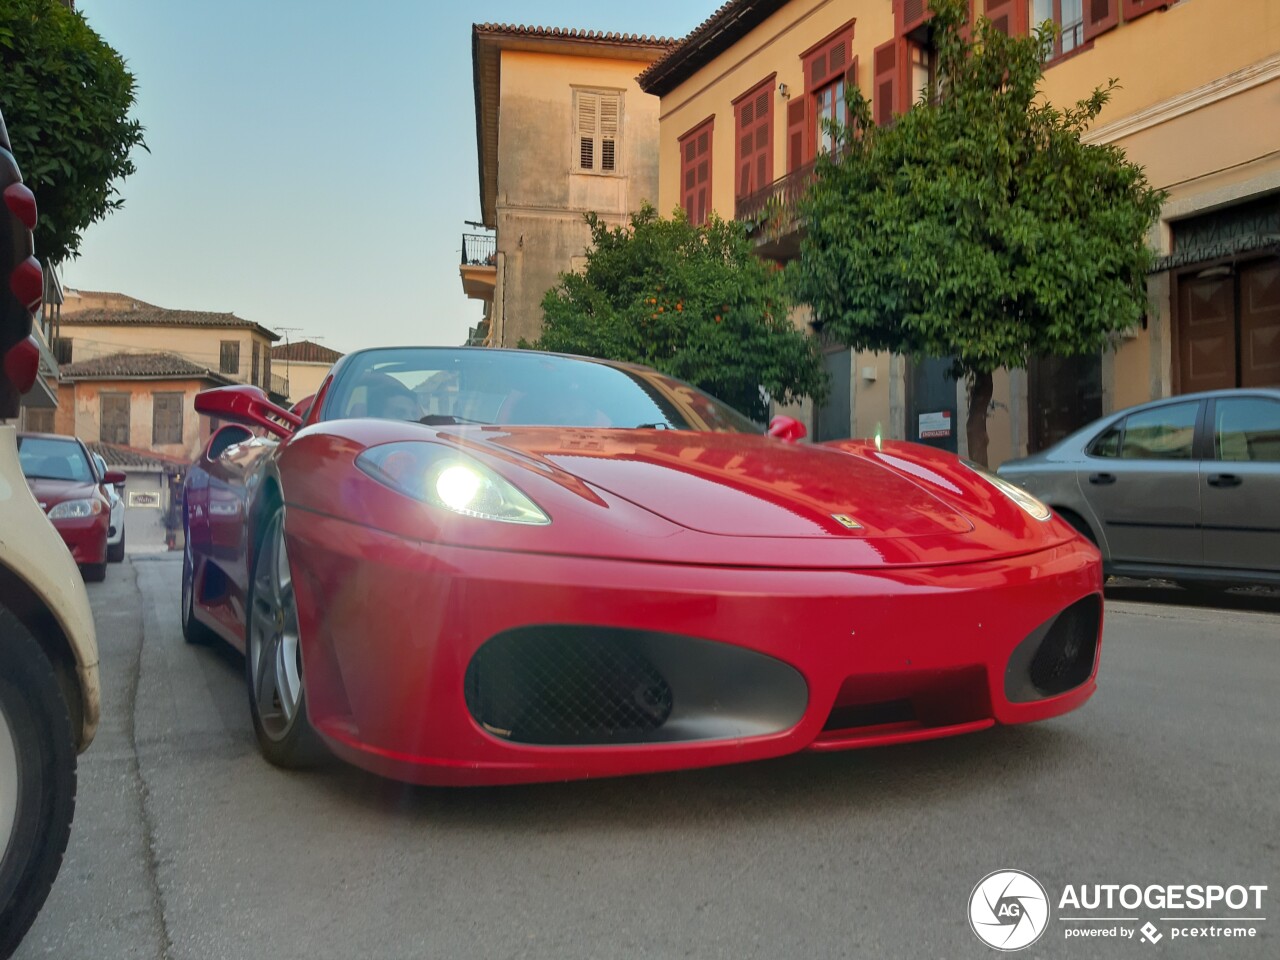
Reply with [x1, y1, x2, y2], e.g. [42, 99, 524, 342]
[285, 422, 1078, 569]
[480, 429, 973, 540]
[25, 477, 99, 510]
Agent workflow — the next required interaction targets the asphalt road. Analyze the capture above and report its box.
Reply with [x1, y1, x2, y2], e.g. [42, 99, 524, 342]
[15, 556, 1280, 960]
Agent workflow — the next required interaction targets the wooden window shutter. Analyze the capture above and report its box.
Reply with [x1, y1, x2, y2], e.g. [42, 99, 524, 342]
[679, 119, 714, 225]
[577, 92, 598, 170]
[873, 40, 899, 127]
[898, 0, 931, 35]
[787, 98, 808, 172]
[599, 94, 619, 172]
[734, 80, 774, 200]
[100, 393, 130, 446]
[984, 0, 1028, 36]
[1083, 0, 1120, 40]
[1122, 0, 1171, 22]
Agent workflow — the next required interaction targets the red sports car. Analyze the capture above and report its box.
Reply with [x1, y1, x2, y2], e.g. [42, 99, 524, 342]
[183, 347, 1103, 786]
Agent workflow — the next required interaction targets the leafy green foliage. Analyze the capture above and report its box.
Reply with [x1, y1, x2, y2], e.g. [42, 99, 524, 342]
[532, 204, 825, 421]
[0, 0, 146, 264]
[790, 0, 1165, 461]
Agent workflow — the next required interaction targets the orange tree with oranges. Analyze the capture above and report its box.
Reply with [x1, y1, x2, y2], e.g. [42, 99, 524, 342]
[531, 203, 825, 422]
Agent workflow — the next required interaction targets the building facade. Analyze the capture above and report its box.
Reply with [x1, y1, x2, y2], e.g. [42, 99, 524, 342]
[54, 290, 285, 401]
[640, 0, 1280, 465]
[270, 339, 344, 403]
[464, 24, 676, 347]
[54, 352, 231, 464]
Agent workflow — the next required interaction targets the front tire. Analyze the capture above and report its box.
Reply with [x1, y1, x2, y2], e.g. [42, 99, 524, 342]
[107, 528, 125, 563]
[81, 563, 106, 583]
[181, 533, 217, 647]
[0, 607, 77, 959]
[245, 505, 326, 769]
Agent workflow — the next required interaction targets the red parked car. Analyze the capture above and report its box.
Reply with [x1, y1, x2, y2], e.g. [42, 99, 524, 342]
[17, 432, 123, 582]
[183, 346, 1104, 787]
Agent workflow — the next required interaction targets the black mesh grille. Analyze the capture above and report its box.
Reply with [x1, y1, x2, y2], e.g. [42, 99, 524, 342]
[1029, 595, 1101, 696]
[465, 629, 674, 745]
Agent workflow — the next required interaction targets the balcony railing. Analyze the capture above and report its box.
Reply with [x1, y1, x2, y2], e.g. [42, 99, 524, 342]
[735, 160, 818, 227]
[461, 232, 496, 267]
[269, 372, 290, 398]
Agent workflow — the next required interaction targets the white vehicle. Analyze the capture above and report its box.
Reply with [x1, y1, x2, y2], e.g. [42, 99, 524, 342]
[1, 108, 101, 957]
[93, 451, 127, 562]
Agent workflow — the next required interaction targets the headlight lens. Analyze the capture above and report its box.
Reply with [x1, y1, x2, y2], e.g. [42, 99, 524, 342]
[47, 498, 103, 520]
[964, 462, 1052, 522]
[356, 442, 550, 525]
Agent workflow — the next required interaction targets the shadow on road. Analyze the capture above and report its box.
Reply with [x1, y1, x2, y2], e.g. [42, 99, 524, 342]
[1105, 577, 1280, 614]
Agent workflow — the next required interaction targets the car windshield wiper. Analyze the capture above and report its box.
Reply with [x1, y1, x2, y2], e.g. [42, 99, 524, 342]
[417, 414, 492, 426]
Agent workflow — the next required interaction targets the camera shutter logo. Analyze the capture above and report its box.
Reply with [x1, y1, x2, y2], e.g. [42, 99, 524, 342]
[969, 869, 1050, 951]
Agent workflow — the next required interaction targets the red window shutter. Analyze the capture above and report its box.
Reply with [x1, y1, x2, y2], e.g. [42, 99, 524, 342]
[1122, 0, 1172, 21]
[734, 81, 773, 201]
[984, 0, 1028, 36]
[680, 119, 714, 225]
[1083, 0, 1120, 40]
[873, 40, 899, 127]
[898, 0, 931, 35]
[786, 98, 808, 172]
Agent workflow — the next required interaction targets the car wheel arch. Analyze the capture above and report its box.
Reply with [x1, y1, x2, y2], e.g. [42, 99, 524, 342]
[0, 565, 84, 746]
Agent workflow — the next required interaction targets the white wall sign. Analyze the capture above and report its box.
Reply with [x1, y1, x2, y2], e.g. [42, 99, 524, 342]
[918, 410, 952, 439]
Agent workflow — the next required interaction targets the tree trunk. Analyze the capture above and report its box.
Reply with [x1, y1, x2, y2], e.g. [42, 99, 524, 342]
[966, 371, 993, 467]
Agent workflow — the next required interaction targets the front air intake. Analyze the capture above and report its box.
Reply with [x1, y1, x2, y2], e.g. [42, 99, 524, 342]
[465, 626, 809, 747]
[1004, 594, 1102, 703]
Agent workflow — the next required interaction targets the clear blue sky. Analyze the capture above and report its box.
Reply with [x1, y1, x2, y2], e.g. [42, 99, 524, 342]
[70, 1, 705, 352]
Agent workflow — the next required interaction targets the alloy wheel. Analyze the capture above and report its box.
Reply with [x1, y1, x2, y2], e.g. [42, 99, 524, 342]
[248, 511, 304, 741]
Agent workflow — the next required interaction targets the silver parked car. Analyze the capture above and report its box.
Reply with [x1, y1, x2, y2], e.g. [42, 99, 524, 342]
[93, 452, 126, 562]
[998, 389, 1280, 589]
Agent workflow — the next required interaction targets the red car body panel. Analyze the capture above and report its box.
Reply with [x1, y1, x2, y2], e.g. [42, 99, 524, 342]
[183, 351, 1104, 786]
[25, 477, 109, 566]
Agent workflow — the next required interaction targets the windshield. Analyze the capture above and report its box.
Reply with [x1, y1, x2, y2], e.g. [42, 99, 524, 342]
[17, 436, 94, 483]
[323, 348, 760, 433]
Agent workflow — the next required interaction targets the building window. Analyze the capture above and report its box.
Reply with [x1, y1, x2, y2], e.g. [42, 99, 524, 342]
[152, 392, 184, 445]
[24, 407, 54, 433]
[679, 118, 714, 226]
[263, 351, 272, 390]
[1032, 0, 1085, 58]
[733, 79, 774, 201]
[100, 393, 131, 445]
[220, 340, 240, 375]
[252, 341, 261, 386]
[803, 22, 854, 154]
[908, 41, 938, 105]
[574, 90, 621, 173]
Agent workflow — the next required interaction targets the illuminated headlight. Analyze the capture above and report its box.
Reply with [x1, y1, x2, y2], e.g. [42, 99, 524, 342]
[963, 462, 1052, 522]
[356, 442, 550, 525]
[47, 498, 103, 520]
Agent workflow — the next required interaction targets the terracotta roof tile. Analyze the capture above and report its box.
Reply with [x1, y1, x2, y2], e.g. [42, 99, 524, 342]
[473, 23, 678, 46]
[270, 340, 344, 364]
[86, 441, 190, 470]
[59, 351, 231, 382]
[637, 0, 787, 95]
[60, 305, 280, 340]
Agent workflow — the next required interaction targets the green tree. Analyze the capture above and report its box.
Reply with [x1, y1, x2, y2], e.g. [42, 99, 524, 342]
[0, 0, 145, 265]
[532, 203, 825, 422]
[789, 0, 1165, 464]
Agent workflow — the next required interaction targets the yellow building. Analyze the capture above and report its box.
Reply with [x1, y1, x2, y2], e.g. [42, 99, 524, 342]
[270, 339, 344, 403]
[55, 290, 284, 399]
[465, 24, 676, 347]
[639, 0, 1280, 464]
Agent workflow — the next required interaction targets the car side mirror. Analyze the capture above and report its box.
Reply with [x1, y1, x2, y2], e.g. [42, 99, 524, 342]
[768, 415, 807, 443]
[103, 469, 126, 485]
[194, 384, 301, 440]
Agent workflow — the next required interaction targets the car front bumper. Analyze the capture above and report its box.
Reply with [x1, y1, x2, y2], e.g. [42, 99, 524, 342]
[286, 508, 1103, 786]
[52, 511, 109, 566]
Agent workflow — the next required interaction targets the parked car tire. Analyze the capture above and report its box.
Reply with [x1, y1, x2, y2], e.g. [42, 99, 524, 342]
[107, 529, 125, 564]
[80, 563, 106, 584]
[0, 606, 77, 959]
[244, 504, 326, 769]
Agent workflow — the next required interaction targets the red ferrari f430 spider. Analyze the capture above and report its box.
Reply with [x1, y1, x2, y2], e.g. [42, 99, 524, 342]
[182, 347, 1103, 786]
